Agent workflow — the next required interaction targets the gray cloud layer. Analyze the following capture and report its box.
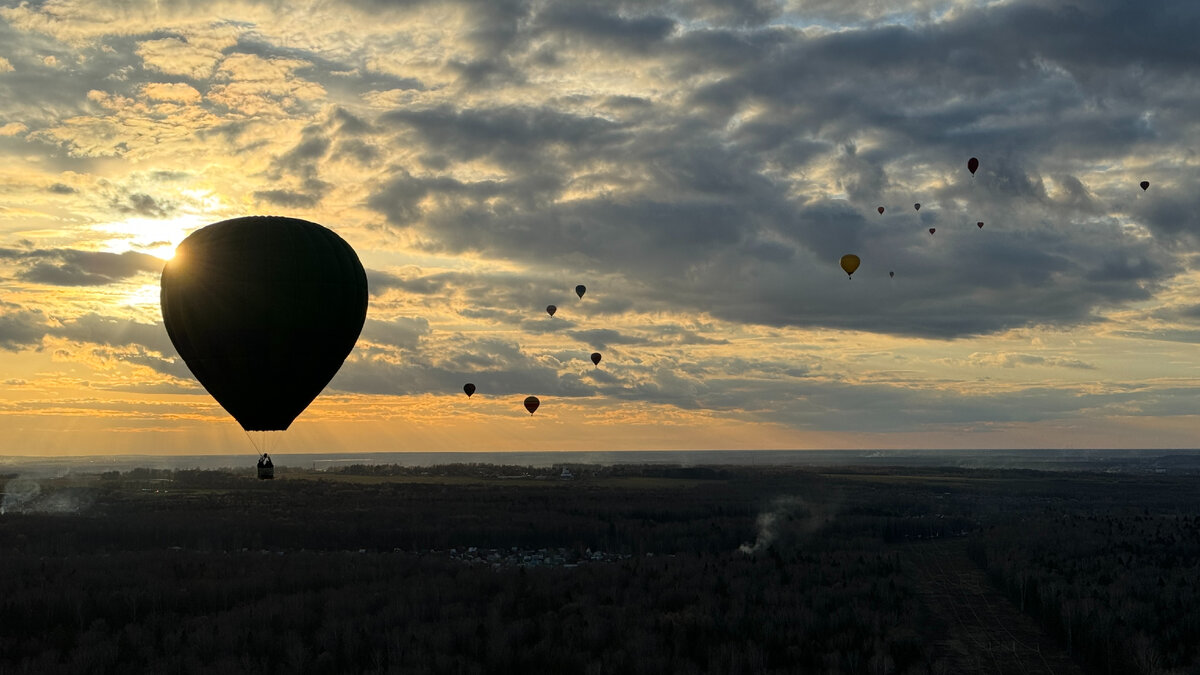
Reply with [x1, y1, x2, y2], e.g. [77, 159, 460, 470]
[2, 0, 1197, 438]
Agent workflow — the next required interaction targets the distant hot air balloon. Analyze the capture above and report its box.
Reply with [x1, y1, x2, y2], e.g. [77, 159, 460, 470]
[524, 396, 540, 415]
[463, 383, 476, 398]
[575, 285, 586, 299]
[929, 228, 936, 235]
[977, 221, 984, 229]
[914, 203, 921, 211]
[877, 206, 885, 215]
[840, 254, 861, 279]
[967, 157, 979, 175]
[546, 304, 557, 317]
[590, 352, 602, 366]
[160, 216, 368, 435]
[1140, 181, 1150, 191]
[889, 271, 895, 278]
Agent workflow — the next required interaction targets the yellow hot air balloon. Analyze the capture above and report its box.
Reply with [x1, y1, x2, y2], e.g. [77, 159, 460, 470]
[840, 254, 861, 279]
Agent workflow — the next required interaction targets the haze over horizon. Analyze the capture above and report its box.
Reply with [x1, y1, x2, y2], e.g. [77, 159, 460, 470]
[1, 0, 1199, 456]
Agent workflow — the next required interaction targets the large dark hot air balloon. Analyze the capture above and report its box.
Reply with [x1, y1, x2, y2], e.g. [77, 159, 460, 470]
[977, 221, 984, 229]
[1140, 181, 1150, 191]
[877, 206, 885, 214]
[929, 228, 936, 235]
[967, 157, 979, 175]
[575, 284, 586, 299]
[546, 304, 557, 317]
[524, 396, 540, 415]
[590, 352, 602, 366]
[463, 383, 476, 397]
[914, 203, 920, 211]
[160, 216, 368, 432]
[840, 254, 860, 279]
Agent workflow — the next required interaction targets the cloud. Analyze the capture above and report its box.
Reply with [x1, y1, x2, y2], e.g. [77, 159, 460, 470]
[253, 188, 322, 208]
[3, 0, 1200, 446]
[0, 304, 47, 352]
[50, 312, 176, 355]
[142, 82, 202, 103]
[359, 316, 431, 351]
[136, 35, 229, 79]
[966, 352, 1097, 370]
[1, 248, 163, 286]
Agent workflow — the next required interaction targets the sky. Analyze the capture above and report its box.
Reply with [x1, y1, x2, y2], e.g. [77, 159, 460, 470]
[1, 0, 1199, 456]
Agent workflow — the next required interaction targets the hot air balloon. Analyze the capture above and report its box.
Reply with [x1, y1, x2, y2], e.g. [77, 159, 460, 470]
[160, 216, 368, 439]
[977, 221, 984, 229]
[1140, 181, 1150, 191]
[839, 254, 860, 279]
[524, 396, 540, 415]
[929, 228, 936, 235]
[575, 285, 586, 299]
[877, 206, 885, 215]
[590, 352, 602, 366]
[967, 157, 979, 175]
[546, 304, 557, 317]
[463, 383, 476, 397]
[889, 271, 895, 278]
[914, 203, 921, 211]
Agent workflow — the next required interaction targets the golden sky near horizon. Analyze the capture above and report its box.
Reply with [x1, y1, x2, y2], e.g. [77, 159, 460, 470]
[2, 0, 1200, 455]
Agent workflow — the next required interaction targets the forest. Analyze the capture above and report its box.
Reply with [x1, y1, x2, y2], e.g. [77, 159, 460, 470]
[1, 461, 1197, 674]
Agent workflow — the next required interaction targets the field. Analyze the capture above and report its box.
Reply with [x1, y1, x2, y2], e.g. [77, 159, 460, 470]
[1, 461, 1197, 673]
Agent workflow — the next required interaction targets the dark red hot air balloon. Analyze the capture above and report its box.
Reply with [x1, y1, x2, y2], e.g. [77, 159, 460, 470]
[929, 228, 936, 235]
[160, 216, 368, 432]
[977, 221, 984, 229]
[590, 352, 602, 366]
[546, 304, 556, 317]
[524, 396, 540, 415]
[967, 157, 979, 175]
[463, 383, 476, 397]
[877, 206, 885, 214]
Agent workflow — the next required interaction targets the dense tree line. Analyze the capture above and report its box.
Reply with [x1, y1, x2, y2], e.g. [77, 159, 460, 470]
[4, 464, 1197, 673]
[1, 465, 953, 674]
[970, 508, 1200, 674]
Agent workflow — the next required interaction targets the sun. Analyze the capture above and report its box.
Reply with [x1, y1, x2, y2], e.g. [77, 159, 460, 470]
[93, 215, 207, 260]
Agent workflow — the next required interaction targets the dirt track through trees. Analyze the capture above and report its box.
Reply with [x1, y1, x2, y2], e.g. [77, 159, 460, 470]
[905, 539, 1086, 675]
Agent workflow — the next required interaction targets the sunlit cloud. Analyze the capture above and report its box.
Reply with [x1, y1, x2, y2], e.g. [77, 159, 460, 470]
[0, 0, 1198, 453]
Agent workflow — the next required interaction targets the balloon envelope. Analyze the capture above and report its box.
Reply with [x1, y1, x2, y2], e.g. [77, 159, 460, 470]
[889, 271, 895, 278]
[590, 352, 602, 366]
[929, 228, 936, 235]
[575, 284, 586, 299]
[967, 157, 979, 175]
[463, 383, 476, 397]
[524, 396, 540, 415]
[1140, 180, 1150, 191]
[839, 254, 860, 278]
[914, 203, 920, 211]
[977, 221, 984, 229]
[877, 206, 885, 214]
[160, 216, 368, 431]
[546, 304, 556, 317]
